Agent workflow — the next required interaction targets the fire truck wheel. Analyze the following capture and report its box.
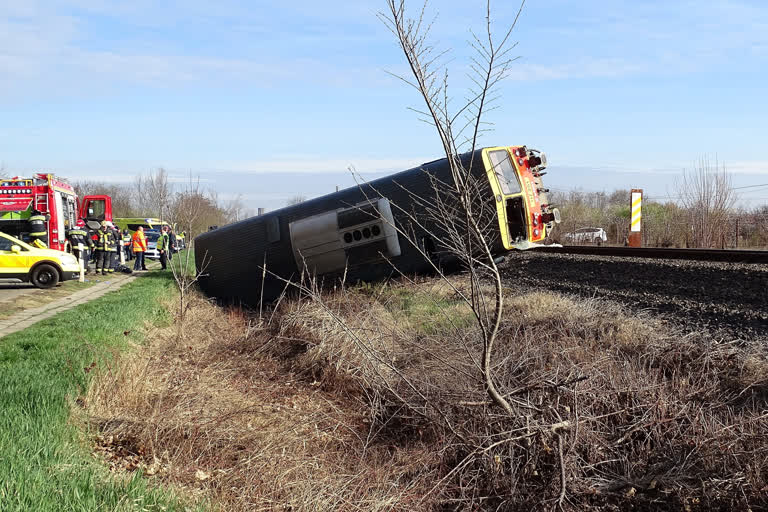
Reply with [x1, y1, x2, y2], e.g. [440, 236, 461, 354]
[32, 264, 60, 289]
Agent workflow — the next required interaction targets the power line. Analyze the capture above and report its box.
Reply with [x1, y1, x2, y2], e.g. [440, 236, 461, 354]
[733, 183, 768, 190]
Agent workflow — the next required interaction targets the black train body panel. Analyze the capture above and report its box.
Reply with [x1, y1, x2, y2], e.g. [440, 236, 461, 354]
[195, 150, 485, 306]
[195, 146, 554, 307]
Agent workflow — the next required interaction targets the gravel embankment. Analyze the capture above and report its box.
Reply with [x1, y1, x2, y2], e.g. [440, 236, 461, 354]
[501, 251, 768, 340]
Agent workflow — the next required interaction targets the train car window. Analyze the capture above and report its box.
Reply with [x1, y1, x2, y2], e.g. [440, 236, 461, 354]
[488, 150, 521, 195]
[266, 217, 280, 243]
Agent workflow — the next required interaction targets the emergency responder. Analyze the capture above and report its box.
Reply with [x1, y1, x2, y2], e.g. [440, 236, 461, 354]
[86, 223, 98, 269]
[167, 228, 176, 261]
[132, 226, 148, 271]
[122, 229, 132, 261]
[157, 226, 170, 270]
[109, 222, 123, 272]
[94, 222, 115, 275]
[29, 209, 49, 247]
[66, 220, 94, 274]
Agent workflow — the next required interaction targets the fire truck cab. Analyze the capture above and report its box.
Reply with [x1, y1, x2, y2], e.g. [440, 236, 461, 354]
[0, 173, 113, 252]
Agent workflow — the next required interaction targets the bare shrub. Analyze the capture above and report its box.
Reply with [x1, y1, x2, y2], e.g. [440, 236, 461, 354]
[268, 282, 768, 510]
[677, 157, 737, 248]
[85, 291, 439, 511]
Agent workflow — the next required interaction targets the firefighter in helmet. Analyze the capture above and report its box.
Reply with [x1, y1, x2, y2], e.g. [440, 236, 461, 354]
[94, 221, 116, 275]
[29, 209, 50, 248]
[66, 219, 94, 274]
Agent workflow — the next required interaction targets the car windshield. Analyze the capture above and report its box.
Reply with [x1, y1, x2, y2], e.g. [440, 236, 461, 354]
[145, 231, 160, 242]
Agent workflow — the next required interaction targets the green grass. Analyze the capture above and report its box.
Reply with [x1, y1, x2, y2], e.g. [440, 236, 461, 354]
[168, 249, 196, 277]
[384, 287, 475, 335]
[0, 271, 200, 511]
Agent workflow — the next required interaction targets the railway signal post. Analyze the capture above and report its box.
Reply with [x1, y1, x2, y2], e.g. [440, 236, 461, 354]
[628, 189, 643, 247]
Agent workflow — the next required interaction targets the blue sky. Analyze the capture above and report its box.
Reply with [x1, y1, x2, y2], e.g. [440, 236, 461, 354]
[1, 0, 767, 210]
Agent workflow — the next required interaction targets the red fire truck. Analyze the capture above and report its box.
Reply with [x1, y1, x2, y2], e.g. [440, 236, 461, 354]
[0, 173, 113, 251]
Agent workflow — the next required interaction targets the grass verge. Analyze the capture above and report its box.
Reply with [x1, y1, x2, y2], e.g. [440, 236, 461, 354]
[0, 270, 197, 511]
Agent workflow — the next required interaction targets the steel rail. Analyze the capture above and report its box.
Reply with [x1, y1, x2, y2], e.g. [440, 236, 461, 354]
[530, 245, 768, 264]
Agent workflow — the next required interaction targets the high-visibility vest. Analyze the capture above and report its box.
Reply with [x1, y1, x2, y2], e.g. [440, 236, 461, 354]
[157, 233, 169, 251]
[95, 230, 115, 251]
[131, 231, 147, 252]
[107, 231, 119, 252]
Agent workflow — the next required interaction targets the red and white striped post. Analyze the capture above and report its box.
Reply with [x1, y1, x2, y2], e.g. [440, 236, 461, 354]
[628, 189, 642, 247]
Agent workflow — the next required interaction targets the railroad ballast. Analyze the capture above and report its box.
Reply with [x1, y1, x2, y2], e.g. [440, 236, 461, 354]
[194, 145, 559, 306]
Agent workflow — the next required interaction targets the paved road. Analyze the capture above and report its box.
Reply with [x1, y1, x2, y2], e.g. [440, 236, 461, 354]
[0, 283, 41, 303]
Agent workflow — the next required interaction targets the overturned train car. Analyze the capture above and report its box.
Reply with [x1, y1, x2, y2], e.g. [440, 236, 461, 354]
[194, 145, 558, 306]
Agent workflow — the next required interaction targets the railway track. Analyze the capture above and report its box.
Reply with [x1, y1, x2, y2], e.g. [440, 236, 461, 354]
[532, 245, 768, 264]
[502, 249, 768, 340]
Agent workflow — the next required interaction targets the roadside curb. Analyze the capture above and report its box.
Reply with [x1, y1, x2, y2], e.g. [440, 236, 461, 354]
[0, 267, 161, 339]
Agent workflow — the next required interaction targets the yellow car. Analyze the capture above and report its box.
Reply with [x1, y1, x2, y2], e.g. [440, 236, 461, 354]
[0, 231, 81, 289]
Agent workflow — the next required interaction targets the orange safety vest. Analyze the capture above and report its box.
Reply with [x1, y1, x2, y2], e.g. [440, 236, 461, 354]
[131, 230, 147, 252]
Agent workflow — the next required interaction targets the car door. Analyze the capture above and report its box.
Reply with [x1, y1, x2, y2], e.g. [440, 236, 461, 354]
[0, 235, 30, 279]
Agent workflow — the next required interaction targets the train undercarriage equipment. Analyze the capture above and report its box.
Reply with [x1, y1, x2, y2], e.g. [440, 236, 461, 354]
[194, 145, 559, 306]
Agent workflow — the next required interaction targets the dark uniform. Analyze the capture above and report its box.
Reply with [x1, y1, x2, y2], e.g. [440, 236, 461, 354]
[94, 226, 116, 274]
[157, 230, 170, 270]
[66, 226, 94, 273]
[167, 231, 176, 261]
[29, 211, 49, 247]
[110, 226, 121, 272]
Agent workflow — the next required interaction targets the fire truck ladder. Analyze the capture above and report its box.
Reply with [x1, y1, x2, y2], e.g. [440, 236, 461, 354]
[34, 193, 48, 213]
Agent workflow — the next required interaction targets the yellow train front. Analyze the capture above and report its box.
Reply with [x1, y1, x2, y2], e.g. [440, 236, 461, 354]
[195, 145, 558, 306]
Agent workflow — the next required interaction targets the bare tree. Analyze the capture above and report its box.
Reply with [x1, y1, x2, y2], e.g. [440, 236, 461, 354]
[379, 0, 526, 414]
[286, 195, 307, 206]
[168, 174, 211, 340]
[677, 157, 737, 248]
[223, 194, 254, 223]
[72, 181, 138, 217]
[135, 168, 173, 220]
[170, 188, 229, 239]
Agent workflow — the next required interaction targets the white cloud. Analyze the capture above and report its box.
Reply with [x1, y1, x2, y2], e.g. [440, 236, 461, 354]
[203, 156, 428, 175]
[2, 155, 428, 182]
[726, 161, 768, 175]
[0, 1, 391, 99]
